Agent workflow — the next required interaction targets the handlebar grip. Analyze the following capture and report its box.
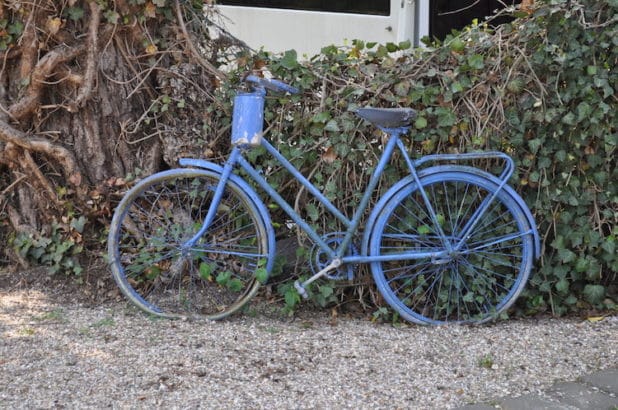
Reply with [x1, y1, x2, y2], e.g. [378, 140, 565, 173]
[244, 74, 299, 94]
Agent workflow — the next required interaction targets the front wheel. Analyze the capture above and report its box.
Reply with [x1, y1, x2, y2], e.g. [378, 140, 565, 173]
[107, 168, 272, 319]
[368, 171, 534, 324]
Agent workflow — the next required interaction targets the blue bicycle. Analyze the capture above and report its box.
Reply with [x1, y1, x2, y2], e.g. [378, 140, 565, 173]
[107, 75, 540, 324]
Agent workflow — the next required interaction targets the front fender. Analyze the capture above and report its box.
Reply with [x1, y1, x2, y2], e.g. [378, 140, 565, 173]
[179, 158, 224, 173]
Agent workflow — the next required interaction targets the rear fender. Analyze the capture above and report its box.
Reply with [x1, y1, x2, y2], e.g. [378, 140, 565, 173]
[363, 165, 541, 259]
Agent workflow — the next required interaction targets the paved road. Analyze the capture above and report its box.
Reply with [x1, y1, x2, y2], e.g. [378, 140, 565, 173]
[459, 368, 618, 409]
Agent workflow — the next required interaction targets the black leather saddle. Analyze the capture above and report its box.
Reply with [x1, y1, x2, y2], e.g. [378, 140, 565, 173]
[355, 107, 417, 128]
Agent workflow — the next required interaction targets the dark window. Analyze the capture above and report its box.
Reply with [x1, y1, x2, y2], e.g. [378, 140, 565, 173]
[218, 0, 390, 16]
[430, 0, 520, 39]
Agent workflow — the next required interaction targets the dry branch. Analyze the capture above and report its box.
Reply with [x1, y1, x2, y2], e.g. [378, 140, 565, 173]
[174, 0, 225, 80]
[18, 11, 37, 82]
[74, 1, 101, 109]
[0, 119, 79, 182]
[8, 44, 85, 120]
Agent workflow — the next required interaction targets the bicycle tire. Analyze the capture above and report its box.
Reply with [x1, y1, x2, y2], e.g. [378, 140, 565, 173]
[107, 168, 272, 319]
[368, 170, 534, 324]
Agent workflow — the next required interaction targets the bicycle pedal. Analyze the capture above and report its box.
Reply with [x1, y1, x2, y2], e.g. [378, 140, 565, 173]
[294, 281, 309, 299]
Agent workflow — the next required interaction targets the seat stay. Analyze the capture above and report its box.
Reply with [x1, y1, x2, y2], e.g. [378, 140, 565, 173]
[396, 138, 454, 252]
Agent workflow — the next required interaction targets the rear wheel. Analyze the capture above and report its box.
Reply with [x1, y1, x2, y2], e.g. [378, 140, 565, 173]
[107, 169, 271, 319]
[369, 171, 534, 324]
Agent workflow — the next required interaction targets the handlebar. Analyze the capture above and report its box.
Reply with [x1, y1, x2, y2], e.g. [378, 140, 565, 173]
[244, 74, 299, 94]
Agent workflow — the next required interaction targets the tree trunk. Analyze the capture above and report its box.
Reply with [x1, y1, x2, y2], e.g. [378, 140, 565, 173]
[0, 0, 232, 267]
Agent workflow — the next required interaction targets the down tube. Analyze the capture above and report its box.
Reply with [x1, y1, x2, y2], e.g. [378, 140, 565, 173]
[236, 155, 338, 260]
[260, 139, 351, 227]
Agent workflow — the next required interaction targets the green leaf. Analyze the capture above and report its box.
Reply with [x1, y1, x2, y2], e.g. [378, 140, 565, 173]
[284, 288, 300, 308]
[451, 81, 464, 93]
[386, 42, 399, 52]
[306, 203, 319, 222]
[555, 278, 569, 294]
[311, 111, 331, 123]
[398, 40, 412, 50]
[436, 108, 457, 127]
[228, 278, 243, 292]
[67, 7, 85, 21]
[418, 225, 431, 235]
[601, 236, 615, 255]
[561, 112, 576, 125]
[319, 285, 334, 298]
[394, 80, 411, 96]
[583, 285, 605, 305]
[558, 248, 577, 263]
[414, 117, 428, 129]
[104, 10, 120, 24]
[468, 54, 485, 70]
[324, 119, 340, 132]
[550, 235, 565, 250]
[8, 21, 24, 35]
[199, 262, 213, 280]
[216, 270, 231, 286]
[576, 102, 592, 122]
[255, 267, 269, 284]
[70, 216, 86, 234]
[280, 49, 299, 69]
[72, 264, 83, 275]
[575, 257, 589, 273]
[528, 138, 543, 154]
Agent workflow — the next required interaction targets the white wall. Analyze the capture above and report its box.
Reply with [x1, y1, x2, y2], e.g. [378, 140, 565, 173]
[216, 0, 429, 57]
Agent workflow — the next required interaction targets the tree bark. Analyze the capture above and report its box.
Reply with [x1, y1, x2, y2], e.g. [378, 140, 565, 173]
[0, 1, 227, 265]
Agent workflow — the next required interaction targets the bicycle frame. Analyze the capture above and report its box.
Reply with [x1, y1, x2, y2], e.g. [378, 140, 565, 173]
[183, 87, 517, 271]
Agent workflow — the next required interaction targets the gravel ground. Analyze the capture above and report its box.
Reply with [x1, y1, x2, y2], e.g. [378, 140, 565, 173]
[1, 277, 617, 409]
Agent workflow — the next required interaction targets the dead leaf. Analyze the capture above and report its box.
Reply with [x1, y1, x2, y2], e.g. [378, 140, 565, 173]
[322, 146, 337, 164]
[69, 172, 82, 186]
[144, 2, 157, 19]
[521, 0, 534, 14]
[145, 43, 158, 55]
[46, 18, 63, 35]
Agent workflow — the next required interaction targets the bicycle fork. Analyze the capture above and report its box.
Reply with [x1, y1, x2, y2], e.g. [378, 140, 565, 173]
[180, 148, 242, 253]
